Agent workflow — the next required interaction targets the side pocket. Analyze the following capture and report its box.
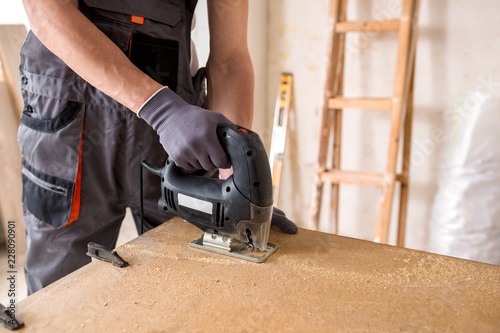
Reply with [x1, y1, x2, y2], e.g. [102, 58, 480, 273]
[21, 160, 76, 229]
[21, 101, 82, 133]
[18, 99, 85, 229]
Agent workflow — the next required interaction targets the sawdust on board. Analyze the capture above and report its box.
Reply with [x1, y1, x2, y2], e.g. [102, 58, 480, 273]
[275, 244, 499, 295]
[120, 242, 251, 266]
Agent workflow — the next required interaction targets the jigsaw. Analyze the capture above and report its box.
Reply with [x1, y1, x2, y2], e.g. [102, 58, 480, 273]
[141, 125, 278, 262]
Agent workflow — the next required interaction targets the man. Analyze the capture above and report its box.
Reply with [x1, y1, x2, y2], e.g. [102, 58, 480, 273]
[18, 0, 297, 294]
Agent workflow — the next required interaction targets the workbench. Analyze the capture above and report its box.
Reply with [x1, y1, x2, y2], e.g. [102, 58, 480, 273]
[11, 218, 500, 332]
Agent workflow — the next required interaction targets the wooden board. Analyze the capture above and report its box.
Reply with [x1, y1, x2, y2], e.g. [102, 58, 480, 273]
[0, 71, 25, 251]
[13, 218, 500, 332]
[0, 25, 27, 115]
[0, 25, 27, 250]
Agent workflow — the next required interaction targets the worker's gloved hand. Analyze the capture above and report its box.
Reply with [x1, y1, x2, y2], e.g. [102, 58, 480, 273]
[139, 87, 232, 172]
[271, 207, 298, 234]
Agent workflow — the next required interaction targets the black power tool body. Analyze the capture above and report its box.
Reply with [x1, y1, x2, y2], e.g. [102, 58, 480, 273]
[141, 125, 277, 261]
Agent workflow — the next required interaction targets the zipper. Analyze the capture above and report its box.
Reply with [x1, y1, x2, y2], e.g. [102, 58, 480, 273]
[21, 166, 68, 196]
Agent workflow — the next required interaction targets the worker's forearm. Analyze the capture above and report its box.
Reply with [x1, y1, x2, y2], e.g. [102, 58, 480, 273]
[23, 0, 161, 112]
[206, 55, 255, 129]
[205, 0, 253, 129]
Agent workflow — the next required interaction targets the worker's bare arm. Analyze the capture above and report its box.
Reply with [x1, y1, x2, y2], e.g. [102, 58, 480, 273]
[206, 0, 254, 128]
[22, 0, 161, 112]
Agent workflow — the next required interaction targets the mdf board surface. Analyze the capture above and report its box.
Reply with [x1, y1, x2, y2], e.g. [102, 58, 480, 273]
[13, 219, 500, 332]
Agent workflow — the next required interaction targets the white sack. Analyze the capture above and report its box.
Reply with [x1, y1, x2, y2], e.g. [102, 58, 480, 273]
[428, 95, 500, 265]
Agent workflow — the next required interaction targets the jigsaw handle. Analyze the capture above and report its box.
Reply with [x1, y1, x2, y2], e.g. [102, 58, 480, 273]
[217, 125, 273, 207]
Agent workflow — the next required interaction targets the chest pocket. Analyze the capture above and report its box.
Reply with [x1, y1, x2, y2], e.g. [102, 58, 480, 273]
[80, 0, 183, 90]
[80, 0, 182, 52]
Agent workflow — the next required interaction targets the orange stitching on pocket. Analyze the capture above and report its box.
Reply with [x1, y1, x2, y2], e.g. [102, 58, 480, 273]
[62, 119, 84, 228]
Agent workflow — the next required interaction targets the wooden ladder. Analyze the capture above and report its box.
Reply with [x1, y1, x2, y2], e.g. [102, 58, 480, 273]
[309, 0, 420, 246]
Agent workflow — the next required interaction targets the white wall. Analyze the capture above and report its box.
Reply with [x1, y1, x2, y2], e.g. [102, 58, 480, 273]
[266, 0, 500, 252]
[0, 2, 29, 27]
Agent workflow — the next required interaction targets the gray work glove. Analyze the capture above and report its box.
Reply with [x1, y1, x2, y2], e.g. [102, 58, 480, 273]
[139, 87, 232, 172]
[272, 207, 298, 234]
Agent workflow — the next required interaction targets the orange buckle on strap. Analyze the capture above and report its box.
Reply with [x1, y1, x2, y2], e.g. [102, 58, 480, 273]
[131, 15, 144, 24]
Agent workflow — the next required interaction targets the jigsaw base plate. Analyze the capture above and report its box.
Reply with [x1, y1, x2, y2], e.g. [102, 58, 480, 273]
[189, 233, 278, 263]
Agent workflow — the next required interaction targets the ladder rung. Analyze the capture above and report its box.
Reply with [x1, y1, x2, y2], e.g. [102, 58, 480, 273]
[335, 19, 400, 33]
[320, 170, 405, 188]
[320, 170, 385, 188]
[328, 97, 393, 111]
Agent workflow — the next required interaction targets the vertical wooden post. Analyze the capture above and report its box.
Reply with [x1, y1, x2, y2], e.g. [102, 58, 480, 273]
[397, 0, 420, 247]
[309, 0, 347, 231]
[374, 0, 418, 243]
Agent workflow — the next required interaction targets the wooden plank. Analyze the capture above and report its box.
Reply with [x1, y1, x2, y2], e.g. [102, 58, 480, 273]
[321, 169, 385, 188]
[309, 0, 347, 230]
[375, 0, 419, 244]
[328, 97, 393, 110]
[0, 25, 27, 250]
[0, 25, 27, 115]
[397, 50, 417, 248]
[335, 19, 400, 33]
[0, 70, 25, 252]
[14, 219, 500, 332]
[329, 8, 347, 234]
[321, 170, 406, 187]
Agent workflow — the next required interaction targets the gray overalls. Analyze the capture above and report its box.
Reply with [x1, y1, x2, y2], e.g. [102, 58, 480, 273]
[18, 0, 203, 294]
